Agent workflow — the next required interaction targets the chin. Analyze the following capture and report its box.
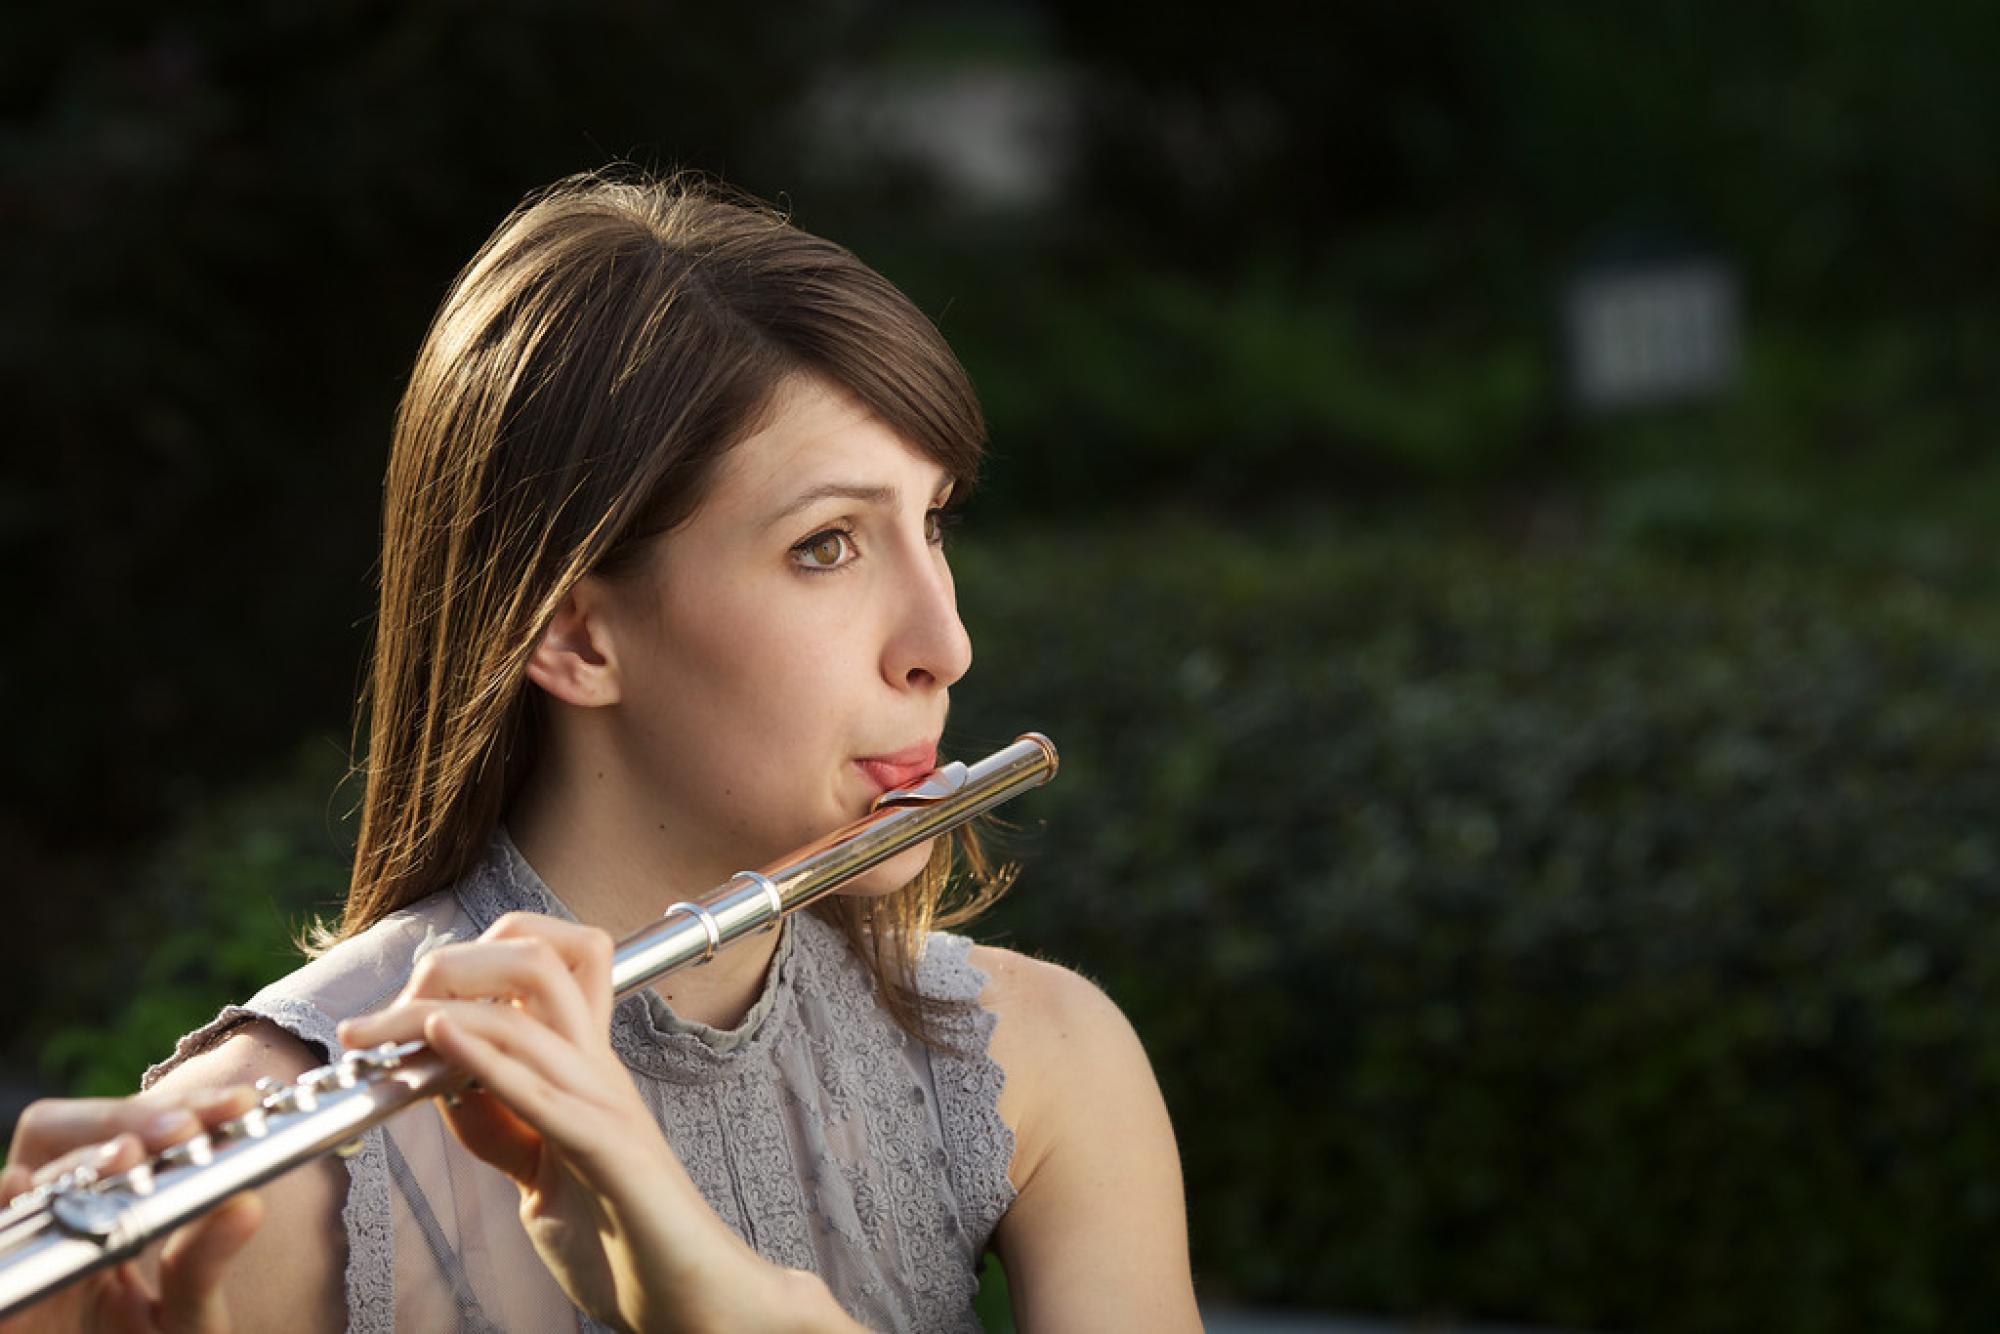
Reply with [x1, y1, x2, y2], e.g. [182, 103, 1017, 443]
[833, 841, 936, 900]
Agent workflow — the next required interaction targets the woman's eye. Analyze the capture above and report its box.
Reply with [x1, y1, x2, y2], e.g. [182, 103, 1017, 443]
[793, 529, 855, 570]
[926, 508, 961, 546]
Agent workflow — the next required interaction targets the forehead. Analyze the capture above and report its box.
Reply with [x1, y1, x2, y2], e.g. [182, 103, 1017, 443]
[703, 375, 950, 516]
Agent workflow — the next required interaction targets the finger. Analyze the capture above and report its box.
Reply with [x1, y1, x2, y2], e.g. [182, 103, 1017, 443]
[181, 1087, 260, 1135]
[345, 936, 595, 1046]
[420, 1007, 611, 1160]
[338, 997, 454, 1049]
[29, 1131, 145, 1190]
[10, 1096, 274, 1192]
[155, 1191, 263, 1334]
[438, 1085, 545, 1185]
[125, 1087, 262, 1163]
[339, 995, 589, 1054]
[129, 1087, 257, 1160]
[485, 913, 617, 1030]
[91, 1260, 160, 1333]
[9, 1097, 143, 1171]
[426, 935, 593, 1041]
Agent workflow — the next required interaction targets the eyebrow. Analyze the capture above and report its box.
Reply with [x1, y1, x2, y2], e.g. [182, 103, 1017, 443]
[762, 478, 955, 529]
[764, 483, 900, 529]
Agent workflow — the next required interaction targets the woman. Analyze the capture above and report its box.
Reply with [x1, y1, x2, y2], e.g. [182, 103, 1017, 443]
[4, 172, 1197, 1332]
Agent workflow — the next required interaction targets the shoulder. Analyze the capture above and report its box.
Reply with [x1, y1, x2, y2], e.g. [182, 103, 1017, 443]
[965, 945, 1133, 1058]
[267, 892, 475, 1022]
[962, 946, 1201, 1330]
[924, 932, 1131, 1042]
[961, 946, 1153, 1187]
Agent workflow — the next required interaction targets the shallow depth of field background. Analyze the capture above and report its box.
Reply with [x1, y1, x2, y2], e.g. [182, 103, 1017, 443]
[6, 4, 2000, 1329]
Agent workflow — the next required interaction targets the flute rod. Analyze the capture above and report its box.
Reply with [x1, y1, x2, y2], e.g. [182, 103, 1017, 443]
[0, 732, 1057, 1320]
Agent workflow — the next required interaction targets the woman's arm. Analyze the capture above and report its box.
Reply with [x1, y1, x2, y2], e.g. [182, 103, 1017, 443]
[2, 1089, 260, 1334]
[141, 1026, 349, 1334]
[974, 948, 1202, 1334]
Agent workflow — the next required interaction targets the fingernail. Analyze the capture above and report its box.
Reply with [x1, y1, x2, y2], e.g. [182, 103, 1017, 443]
[94, 1139, 125, 1166]
[146, 1110, 196, 1139]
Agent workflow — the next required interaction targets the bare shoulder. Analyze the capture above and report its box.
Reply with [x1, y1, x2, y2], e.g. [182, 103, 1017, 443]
[963, 947, 1154, 1183]
[964, 946, 1200, 1331]
[144, 1020, 349, 1334]
[966, 945, 1134, 1050]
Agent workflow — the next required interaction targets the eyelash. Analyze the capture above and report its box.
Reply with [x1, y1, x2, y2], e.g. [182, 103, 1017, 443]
[790, 507, 961, 574]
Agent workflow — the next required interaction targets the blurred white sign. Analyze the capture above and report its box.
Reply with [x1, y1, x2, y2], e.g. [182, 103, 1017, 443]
[800, 66, 1075, 213]
[1562, 258, 1740, 413]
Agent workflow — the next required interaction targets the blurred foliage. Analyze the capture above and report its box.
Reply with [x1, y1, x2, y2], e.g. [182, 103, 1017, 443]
[951, 264, 1550, 508]
[0, 0, 907, 850]
[9, 3, 2000, 1325]
[34, 744, 353, 1097]
[973, 1256, 1014, 1332]
[944, 516, 2000, 1332]
[55, 515, 2000, 1330]
[7, 0, 1998, 852]
[1048, 0, 2000, 315]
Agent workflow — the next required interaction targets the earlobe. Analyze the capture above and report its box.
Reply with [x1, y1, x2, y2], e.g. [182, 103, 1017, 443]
[524, 585, 622, 708]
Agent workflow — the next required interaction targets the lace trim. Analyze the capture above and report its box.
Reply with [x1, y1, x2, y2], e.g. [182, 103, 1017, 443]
[454, 830, 801, 1085]
[140, 1007, 260, 1091]
[919, 934, 1020, 1256]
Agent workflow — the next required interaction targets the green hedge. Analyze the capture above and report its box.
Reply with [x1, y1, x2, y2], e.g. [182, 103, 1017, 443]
[946, 518, 2000, 1332]
[49, 517, 2000, 1331]
[37, 746, 354, 1097]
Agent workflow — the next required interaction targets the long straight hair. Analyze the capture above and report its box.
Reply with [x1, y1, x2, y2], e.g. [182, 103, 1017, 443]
[325, 170, 1006, 1042]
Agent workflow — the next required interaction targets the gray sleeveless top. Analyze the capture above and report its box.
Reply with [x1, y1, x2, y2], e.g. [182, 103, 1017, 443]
[143, 834, 1017, 1333]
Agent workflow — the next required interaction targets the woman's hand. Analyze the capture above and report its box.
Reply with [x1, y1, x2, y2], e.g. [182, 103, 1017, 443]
[337, 913, 863, 1334]
[0, 1088, 264, 1334]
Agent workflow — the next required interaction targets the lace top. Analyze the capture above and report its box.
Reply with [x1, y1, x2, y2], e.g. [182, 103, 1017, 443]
[144, 833, 1017, 1333]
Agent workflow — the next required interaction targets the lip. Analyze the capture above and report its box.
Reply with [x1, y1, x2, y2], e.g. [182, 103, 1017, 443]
[854, 741, 941, 794]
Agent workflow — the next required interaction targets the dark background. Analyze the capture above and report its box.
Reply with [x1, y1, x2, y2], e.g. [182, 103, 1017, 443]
[7, 3, 2000, 1328]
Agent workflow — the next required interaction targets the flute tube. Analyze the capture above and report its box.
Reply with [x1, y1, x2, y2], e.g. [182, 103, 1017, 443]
[609, 733, 1056, 994]
[0, 732, 1057, 1320]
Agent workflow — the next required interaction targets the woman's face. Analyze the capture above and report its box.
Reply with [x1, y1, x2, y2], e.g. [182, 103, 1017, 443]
[597, 374, 972, 893]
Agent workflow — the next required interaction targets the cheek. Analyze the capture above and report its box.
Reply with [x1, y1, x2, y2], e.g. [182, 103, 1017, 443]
[642, 612, 859, 814]
[639, 571, 887, 839]
[645, 587, 806, 736]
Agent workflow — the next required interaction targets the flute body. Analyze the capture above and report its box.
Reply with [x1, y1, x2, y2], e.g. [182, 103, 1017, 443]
[0, 733, 1058, 1319]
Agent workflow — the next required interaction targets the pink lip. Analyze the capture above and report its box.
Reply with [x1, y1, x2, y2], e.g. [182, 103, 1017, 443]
[855, 742, 940, 793]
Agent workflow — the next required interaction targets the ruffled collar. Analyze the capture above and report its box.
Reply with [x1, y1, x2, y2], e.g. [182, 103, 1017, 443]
[452, 829, 802, 1085]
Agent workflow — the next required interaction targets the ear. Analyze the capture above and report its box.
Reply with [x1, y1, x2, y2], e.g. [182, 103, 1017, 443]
[525, 579, 622, 708]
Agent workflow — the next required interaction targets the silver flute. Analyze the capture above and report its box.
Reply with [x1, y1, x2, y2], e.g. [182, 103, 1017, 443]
[0, 733, 1058, 1318]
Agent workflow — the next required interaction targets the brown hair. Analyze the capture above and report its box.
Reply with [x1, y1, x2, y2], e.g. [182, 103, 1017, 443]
[326, 169, 1005, 1042]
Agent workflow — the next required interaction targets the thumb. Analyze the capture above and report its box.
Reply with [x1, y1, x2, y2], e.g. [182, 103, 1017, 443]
[89, 1262, 159, 1334]
[154, 1191, 263, 1334]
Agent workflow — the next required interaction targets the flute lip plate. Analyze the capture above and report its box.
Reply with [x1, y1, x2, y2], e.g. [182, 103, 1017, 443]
[873, 761, 969, 808]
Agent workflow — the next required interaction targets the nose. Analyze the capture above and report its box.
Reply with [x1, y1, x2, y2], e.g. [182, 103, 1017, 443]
[883, 547, 972, 693]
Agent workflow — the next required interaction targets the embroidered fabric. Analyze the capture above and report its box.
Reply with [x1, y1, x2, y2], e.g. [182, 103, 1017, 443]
[143, 834, 1018, 1334]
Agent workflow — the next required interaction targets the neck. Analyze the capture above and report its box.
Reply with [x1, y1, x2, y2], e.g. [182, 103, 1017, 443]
[504, 756, 784, 1032]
